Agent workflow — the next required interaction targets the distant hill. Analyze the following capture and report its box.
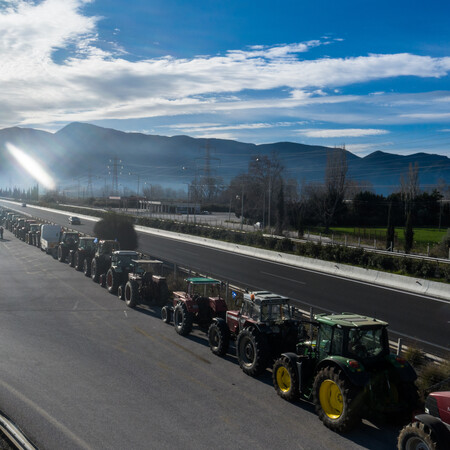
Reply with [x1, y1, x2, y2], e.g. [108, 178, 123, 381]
[0, 122, 449, 195]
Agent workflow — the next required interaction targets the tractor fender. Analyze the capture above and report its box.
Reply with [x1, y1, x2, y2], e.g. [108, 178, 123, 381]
[211, 317, 227, 327]
[316, 357, 369, 387]
[414, 414, 450, 446]
[387, 354, 417, 382]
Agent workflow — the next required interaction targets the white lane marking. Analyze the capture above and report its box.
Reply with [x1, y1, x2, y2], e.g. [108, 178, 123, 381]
[73, 301, 79, 310]
[124, 311, 128, 318]
[260, 271, 306, 285]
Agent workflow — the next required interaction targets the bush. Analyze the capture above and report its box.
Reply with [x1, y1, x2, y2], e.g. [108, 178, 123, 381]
[404, 346, 426, 368]
[93, 212, 138, 250]
[417, 360, 450, 394]
[275, 238, 294, 253]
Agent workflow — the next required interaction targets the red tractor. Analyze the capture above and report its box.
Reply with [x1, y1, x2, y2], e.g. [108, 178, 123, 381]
[161, 277, 227, 336]
[208, 291, 299, 376]
[398, 391, 450, 450]
[122, 259, 169, 308]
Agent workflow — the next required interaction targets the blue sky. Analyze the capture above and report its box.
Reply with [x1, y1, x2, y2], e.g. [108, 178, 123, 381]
[1, 0, 450, 156]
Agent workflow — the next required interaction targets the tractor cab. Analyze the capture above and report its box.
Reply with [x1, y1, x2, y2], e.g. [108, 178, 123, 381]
[78, 237, 96, 250]
[110, 251, 140, 271]
[308, 313, 390, 366]
[186, 277, 222, 300]
[96, 240, 120, 257]
[129, 259, 164, 280]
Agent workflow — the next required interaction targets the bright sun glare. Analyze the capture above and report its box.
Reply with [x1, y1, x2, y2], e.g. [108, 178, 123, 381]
[6, 142, 56, 190]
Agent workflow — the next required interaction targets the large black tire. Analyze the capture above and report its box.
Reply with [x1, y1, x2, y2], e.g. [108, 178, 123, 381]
[57, 246, 66, 262]
[161, 306, 172, 324]
[91, 258, 99, 282]
[173, 302, 193, 336]
[312, 366, 362, 433]
[273, 356, 300, 402]
[397, 421, 437, 450]
[106, 268, 119, 294]
[125, 280, 139, 308]
[208, 320, 230, 356]
[236, 327, 269, 377]
[83, 258, 91, 277]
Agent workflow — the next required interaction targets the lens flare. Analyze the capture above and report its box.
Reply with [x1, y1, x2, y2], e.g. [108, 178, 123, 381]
[6, 143, 56, 190]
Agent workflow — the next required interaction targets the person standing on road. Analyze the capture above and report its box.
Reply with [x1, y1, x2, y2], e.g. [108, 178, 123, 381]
[0, 226, 3, 239]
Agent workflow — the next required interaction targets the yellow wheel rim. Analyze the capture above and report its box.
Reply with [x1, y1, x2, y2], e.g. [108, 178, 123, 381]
[276, 366, 291, 392]
[319, 379, 343, 419]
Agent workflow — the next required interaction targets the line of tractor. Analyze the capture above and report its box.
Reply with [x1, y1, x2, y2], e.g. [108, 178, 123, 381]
[3, 206, 448, 449]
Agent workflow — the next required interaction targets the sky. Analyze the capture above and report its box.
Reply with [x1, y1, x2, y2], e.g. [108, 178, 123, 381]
[1, 0, 450, 157]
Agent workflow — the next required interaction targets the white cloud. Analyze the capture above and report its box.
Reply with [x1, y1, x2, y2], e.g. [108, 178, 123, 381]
[297, 128, 390, 138]
[1, 1, 450, 130]
[400, 113, 450, 119]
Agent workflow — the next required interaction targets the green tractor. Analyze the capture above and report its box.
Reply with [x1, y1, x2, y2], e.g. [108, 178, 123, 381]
[272, 312, 418, 433]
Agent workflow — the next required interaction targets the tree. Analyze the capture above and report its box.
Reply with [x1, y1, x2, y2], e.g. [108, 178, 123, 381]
[303, 148, 348, 232]
[386, 202, 395, 251]
[404, 211, 414, 254]
[93, 212, 138, 250]
[275, 182, 285, 235]
[400, 162, 420, 213]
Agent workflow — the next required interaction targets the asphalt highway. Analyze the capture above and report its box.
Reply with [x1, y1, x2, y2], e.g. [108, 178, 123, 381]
[0, 227, 400, 449]
[2, 200, 449, 357]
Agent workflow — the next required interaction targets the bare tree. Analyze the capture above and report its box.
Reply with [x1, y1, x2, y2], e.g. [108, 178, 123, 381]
[400, 162, 420, 212]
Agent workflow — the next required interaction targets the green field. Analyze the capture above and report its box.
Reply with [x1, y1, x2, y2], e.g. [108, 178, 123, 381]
[329, 227, 448, 245]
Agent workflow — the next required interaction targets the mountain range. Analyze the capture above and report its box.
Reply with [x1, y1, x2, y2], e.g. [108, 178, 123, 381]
[0, 122, 449, 196]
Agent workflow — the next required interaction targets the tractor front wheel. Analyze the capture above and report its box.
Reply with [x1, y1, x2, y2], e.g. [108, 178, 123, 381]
[57, 246, 66, 262]
[83, 258, 91, 277]
[106, 268, 119, 294]
[161, 306, 172, 324]
[208, 320, 230, 356]
[397, 421, 437, 450]
[91, 259, 99, 282]
[75, 252, 83, 271]
[173, 302, 193, 336]
[313, 366, 361, 432]
[273, 356, 299, 402]
[236, 327, 269, 377]
[124, 281, 139, 308]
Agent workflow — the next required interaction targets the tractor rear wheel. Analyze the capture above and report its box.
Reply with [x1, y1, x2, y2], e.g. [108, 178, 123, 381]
[161, 306, 172, 324]
[397, 421, 437, 450]
[125, 281, 139, 308]
[236, 327, 269, 377]
[106, 268, 119, 294]
[91, 259, 99, 282]
[83, 258, 91, 277]
[313, 366, 361, 432]
[173, 302, 193, 336]
[273, 356, 299, 402]
[208, 320, 230, 356]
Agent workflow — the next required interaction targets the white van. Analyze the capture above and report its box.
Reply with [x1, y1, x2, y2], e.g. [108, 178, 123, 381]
[40, 224, 61, 255]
